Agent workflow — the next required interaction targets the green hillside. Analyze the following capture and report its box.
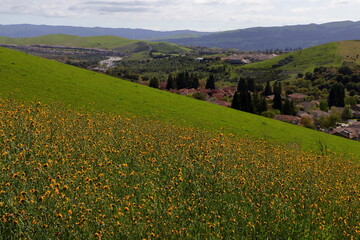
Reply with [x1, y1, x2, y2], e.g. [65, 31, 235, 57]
[238, 40, 360, 80]
[0, 47, 359, 157]
[0, 34, 190, 54]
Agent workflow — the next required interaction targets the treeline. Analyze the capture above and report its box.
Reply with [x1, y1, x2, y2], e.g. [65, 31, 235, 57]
[301, 65, 360, 108]
[165, 72, 200, 90]
[231, 78, 296, 116]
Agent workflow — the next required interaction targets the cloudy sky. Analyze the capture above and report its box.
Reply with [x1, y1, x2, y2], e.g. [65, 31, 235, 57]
[1, 0, 359, 31]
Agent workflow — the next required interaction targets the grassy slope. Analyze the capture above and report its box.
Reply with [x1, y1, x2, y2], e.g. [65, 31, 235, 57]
[240, 41, 352, 72]
[0, 34, 190, 53]
[0, 47, 359, 157]
[337, 40, 360, 65]
[0, 34, 137, 49]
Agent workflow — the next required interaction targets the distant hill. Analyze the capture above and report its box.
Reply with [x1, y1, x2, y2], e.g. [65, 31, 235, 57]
[0, 24, 209, 40]
[0, 46, 359, 157]
[0, 34, 191, 55]
[160, 21, 360, 50]
[236, 40, 360, 81]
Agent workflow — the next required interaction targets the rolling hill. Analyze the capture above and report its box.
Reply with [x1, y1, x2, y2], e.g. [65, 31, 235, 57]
[0, 24, 209, 39]
[236, 40, 360, 81]
[2, 21, 360, 51]
[0, 34, 191, 55]
[161, 21, 360, 50]
[0, 47, 359, 157]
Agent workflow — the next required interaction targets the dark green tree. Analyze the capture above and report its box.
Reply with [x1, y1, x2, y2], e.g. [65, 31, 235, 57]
[191, 74, 199, 89]
[166, 74, 174, 90]
[231, 91, 241, 110]
[259, 97, 268, 113]
[319, 100, 328, 112]
[237, 77, 248, 92]
[247, 77, 256, 92]
[149, 77, 159, 89]
[263, 81, 273, 96]
[328, 83, 345, 107]
[283, 99, 295, 115]
[246, 92, 255, 113]
[272, 81, 283, 112]
[176, 72, 185, 89]
[205, 74, 216, 90]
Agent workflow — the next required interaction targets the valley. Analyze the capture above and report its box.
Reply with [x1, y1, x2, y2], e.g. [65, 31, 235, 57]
[0, 22, 359, 239]
[2, 36, 360, 142]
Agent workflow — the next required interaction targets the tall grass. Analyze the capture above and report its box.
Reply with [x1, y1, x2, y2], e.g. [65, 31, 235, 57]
[0, 99, 359, 239]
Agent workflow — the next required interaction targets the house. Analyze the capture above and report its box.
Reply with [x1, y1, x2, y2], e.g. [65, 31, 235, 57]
[275, 115, 300, 125]
[297, 111, 313, 119]
[298, 101, 318, 111]
[332, 127, 360, 140]
[349, 121, 360, 128]
[310, 110, 330, 119]
[287, 93, 307, 103]
[352, 110, 360, 119]
[352, 104, 360, 111]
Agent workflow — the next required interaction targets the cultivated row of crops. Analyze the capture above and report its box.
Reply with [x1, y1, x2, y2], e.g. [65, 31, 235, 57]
[0, 99, 359, 239]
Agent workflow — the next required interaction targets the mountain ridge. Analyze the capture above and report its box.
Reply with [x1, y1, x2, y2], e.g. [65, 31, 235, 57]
[0, 24, 210, 40]
[160, 21, 360, 50]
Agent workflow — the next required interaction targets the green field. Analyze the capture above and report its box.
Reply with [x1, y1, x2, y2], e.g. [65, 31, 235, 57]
[0, 34, 190, 54]
[0, 100, 358, 239]
[238, 41, 360, 79]
[0, 47, 359, 157]
[0, 46, 359, 239]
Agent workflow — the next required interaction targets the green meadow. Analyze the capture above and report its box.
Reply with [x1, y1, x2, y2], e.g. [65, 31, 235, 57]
[0, 34, 190, 54]
[0, 47, 359, 157]
[238, 41, 360, 80]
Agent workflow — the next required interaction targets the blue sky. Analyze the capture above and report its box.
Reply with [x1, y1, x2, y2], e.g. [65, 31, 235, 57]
[0, 0, 359, 31]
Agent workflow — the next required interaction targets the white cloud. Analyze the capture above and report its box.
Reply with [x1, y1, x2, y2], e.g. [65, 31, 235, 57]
[290, 7, 314, 13]
[0, 0, 359, 31]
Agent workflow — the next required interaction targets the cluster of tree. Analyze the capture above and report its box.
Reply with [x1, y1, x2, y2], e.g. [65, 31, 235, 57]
[272, 81, 296, 115]
[165, 72, 199, 90]
[110, 55, 231, 84]
[205, 74, 216, 90]
[272, 55, 294, 68]
[231, 77, 267, 114]
[149, 77, 159, 88]
[301, 64, 360, 102]
[328, 83, 345, 107]
[232, 78, 296, 116]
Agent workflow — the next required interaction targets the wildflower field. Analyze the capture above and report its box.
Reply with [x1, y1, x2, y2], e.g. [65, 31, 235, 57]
[0, 99, 359, 239]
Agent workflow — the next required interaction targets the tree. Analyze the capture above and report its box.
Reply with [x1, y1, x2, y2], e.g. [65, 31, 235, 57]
[300, 116, 315, 129]
[237, 77, 248, 92]
[259, 97, 268, 113]
[166, 74, 174, 90]
[318, 108, 341, 129]
[283, 99, 295, 115]
[319, 100, 329, 112]
[231, 92, 241, 110]
[338, 65, 353, 76]
[149, 77, 159, 88]
[328, 83, 345, 107]
[263, 81, 273, 96]
[205, 74, 216, 90]
[272, 81, 283, 112]
[192, 92, 206, 100]
[247, 77, 256, 92]
[191, 74, 200, 89]
[245, 91, 255, 113]
[342, 105, 353, 120]
[176, 72, 186, 89]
